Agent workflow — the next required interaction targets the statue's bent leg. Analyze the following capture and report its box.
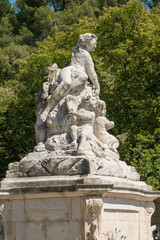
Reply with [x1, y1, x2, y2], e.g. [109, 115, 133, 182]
[65, 73, 87, 96]
[40, 68, 72, 122]
[78, 135, 86, 151]
[78, 129, 91, 151]
[70, 125, 78, 149]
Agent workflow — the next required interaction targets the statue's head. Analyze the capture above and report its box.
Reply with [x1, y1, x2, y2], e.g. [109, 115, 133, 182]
[78, 33, 97, 52]
[81, 93, 97, 111]
[96, 100, 106, 116]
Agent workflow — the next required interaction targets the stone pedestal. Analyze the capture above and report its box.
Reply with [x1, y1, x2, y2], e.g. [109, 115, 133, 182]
[0, 175, 159, 240]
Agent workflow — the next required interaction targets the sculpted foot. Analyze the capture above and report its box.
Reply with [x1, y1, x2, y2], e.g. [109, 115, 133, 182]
[70, 141, 78, 149]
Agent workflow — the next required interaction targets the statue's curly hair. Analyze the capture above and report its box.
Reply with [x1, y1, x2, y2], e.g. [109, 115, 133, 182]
[96, 100, 106, 116]
[78, 33, 97, 47]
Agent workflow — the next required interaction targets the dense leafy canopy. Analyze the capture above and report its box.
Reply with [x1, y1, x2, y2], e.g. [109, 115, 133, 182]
[96, 1, 160, 189]
[0, 0, 13, 20]
[0, 0, 160, 189]
[142, 0, 160, 8]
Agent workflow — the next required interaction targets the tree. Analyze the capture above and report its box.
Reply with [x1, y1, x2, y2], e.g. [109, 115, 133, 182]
[32, 6, 56, 41]
[0, 0, 160, 190]
[15, 0, 48, 9]
[141, 0, 160, 8]
[0, 42, 30, 83]
[96, 0, 160, 189]
[48, 0, 86, 11]
[0, 15, 14, 47]
[13, 0, 130, 46]
[0, 0, 13, 21]
[14, 0, 50, 42]
[57, 0, 97, 26]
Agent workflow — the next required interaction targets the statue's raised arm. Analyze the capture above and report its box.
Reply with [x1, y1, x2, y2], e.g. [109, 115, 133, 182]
[40, 33, 100, 122]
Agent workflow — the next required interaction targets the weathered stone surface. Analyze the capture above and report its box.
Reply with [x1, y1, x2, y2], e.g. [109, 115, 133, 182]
[0, 175, 159, 240]
[42, 156, 90, 175]
[6, 33, 134, 180]
[5, 33, 142, 184]
[6, 154, 140, 181]
[1, 175, 152, 192]
[6, 162, 26, 178]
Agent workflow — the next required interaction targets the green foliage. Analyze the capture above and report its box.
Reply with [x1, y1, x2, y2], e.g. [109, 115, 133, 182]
[121, 130, 160, 189]
[0, 42, 30, 83]
[0, 80, 35, 178]
[0, 41, 31, 178]
[0, 15, 14, 47]
[57, 1, 97, 26]
[48, 0, 86, 11]
[0, 0, 13, 20]
[32, 6, 56, 40]
[142, 0, 160, 8]
[15, 27, 34, 45]
[15, 0, 48, 9]
[96, 0, 160, 189]
[97, 0, 159, 130]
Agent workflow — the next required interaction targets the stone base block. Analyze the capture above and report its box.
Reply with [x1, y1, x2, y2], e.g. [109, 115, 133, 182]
[0, 175, 159, 240]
